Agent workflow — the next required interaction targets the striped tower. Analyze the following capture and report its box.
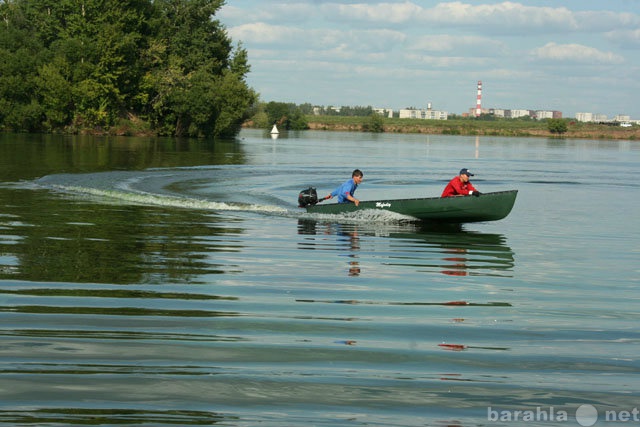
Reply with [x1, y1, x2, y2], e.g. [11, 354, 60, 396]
[475, 81, 482, 117]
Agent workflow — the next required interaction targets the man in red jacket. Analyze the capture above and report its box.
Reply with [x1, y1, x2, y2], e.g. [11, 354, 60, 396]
[441, 168, 481, 197]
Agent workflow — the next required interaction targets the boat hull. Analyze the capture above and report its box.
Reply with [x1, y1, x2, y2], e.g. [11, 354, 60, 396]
[305, 190, 518, 223]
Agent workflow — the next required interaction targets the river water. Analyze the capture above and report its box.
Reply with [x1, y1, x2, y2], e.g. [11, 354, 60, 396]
[0, 129, 638, 426]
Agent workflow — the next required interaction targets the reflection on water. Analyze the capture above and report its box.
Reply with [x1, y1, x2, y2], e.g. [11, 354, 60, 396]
[298, 220, 364, 276]
[392, 224, 515, 277]
[0, 408, 231, 426]
[298, 219, 514, 277]
[2, 130, 638, 426]
[0, 188, 246, 285]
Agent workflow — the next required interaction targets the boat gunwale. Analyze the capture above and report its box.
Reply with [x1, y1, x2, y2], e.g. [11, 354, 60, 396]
[308, 189, 518, 208]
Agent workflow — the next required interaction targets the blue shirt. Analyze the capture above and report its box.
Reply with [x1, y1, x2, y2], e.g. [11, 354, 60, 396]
[331, 178, 358, 203]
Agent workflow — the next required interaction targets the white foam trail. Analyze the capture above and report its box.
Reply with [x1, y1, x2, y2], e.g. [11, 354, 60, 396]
[49, 185, 288, 213]
[301, 208, 417, 224]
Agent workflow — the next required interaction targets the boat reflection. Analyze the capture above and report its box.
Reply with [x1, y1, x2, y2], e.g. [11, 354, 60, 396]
[297, 219, 514, 277]
[387, 223, 515, 277]
[298, 219, 363, 276]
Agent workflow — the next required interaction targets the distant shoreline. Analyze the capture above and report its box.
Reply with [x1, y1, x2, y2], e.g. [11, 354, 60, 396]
[301, 116, 639, 140]
[5, 116, 637, 140]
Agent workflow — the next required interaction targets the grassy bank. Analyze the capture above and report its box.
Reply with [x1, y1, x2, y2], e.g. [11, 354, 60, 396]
[303, 116, 639, 140]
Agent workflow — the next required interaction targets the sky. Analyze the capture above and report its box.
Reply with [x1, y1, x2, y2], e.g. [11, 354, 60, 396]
[218, 1, 640, 119]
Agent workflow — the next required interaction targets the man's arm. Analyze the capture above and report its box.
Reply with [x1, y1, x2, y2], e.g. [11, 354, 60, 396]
[345, 193, 360, 206]
[466, 182, 478, 194]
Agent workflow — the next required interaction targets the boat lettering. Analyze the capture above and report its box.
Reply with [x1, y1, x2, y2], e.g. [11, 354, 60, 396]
[376, 202, 391, 208]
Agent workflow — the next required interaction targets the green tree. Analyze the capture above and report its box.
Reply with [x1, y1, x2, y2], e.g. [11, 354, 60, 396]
[0, 0, 255, 137]
[142, 0, 256, 137]
[341, 105, 373, 116]
[0, 0, 45, 131]
[298, 103, 315, 115]
[548, 118, 568, 134]
[264, 102, 308, 131]
[362, 112, 384, 133]
[35, 59, 74, 129]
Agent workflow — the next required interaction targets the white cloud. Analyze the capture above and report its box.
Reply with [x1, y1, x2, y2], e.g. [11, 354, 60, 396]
[219, 1, 640, 117]
[218, 3, 316, 24]
[404, 53, 489, 68]
[605, 28, 640, 49]
[407, 34, 507, 57]
[229, 23, 302, 45]
[573, 10, 640, 32]
[229, 23, 405, 54]
[305, 1, 578, 34]
[530, 42, 625, 64]
[327, 1, 424, 24]
[427, 2, 577, 32]
[237, 2, 640, 35]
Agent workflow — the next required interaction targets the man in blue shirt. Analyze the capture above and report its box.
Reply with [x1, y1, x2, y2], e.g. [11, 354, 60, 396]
[327, 169, 363, 205]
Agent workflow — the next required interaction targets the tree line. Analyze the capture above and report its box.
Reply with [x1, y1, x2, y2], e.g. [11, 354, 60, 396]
[249, 102, 384, 131]
[0, 0, 256, 138]
[249, 102, 569, 134]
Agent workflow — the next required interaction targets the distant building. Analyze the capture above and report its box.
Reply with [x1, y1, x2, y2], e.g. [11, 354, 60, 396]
[373, 108, 394, 118]
[575, 112, 594, 122]
[467, 82, 563, 119]
[400, 103, 448, 120]
[468, 107, 490, 116]
[508, 109, 531, 119]
[532, 110, 562, 119]
[491, 109, 506, 118]
[576, 112, 615, 123]
[577, 112, 613, 123]
[477, 108, 562, 119]
[575, 112, 638, 124]
[399, 109, 448, 120]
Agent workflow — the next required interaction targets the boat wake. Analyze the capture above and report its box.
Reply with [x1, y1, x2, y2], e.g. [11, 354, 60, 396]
[300, 208, 417, 224]
[29, 169, 438, 225]
[47, 184, 285, 212]
[32, 169, 289, 214]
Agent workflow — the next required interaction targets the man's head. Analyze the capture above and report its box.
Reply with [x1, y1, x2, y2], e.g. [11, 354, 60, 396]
[352, 169, 363, 184]
[459, 168, 473, 182]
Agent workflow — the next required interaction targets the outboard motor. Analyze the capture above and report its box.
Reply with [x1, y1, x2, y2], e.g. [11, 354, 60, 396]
[298, 187, 319, 207]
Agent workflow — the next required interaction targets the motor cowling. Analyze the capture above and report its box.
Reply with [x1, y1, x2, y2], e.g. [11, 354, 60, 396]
[298, 187, 319, 207]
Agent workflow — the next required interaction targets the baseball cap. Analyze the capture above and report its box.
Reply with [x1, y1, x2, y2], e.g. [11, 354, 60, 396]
[460, 168, 474, 176]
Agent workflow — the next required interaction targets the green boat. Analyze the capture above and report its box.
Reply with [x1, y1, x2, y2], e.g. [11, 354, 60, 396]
[302, 190, 518, 223]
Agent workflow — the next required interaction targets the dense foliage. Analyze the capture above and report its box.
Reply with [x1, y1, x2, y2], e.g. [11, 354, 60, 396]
[246, 102, 309, 130]
[316, 105, 374, 116]
[361, 112, 384, 133]
[547, 118, 569, 134]
[263, 102, 308, 130]
[0, 0, 257, 138]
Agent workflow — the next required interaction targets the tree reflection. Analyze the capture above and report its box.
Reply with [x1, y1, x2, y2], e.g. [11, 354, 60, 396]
[0, 189, 244, 284]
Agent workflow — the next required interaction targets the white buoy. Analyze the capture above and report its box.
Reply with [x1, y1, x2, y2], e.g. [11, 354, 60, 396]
[270, 124, 279, 134]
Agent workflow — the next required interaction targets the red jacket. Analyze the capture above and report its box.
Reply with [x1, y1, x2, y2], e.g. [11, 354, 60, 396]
[441, 176, 477, 197]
